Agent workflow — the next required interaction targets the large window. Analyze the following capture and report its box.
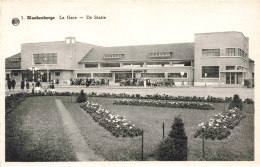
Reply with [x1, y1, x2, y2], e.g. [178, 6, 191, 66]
[226, 66, 235, 70]
[147, 62, 170, 67]
[168, 73, 187, 78]
[122, 63, 144, 67]
[226, 48, 235, 56]
[77, 73, 91, 78]
[202, 66, 219, 78]
[33, 53, 57, 64]
[202, 49, 220, 57]
[141, 73, 165, 78]
[93, 73, 112, 77]
[101, 63, 120, 67]
[85, 63, 98, 68]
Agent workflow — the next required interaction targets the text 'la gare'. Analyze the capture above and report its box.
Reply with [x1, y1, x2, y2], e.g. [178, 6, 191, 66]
[59, 15, 106, 19]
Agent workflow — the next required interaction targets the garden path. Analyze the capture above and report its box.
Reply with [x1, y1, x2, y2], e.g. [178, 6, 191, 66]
[55, 99, 104, 161]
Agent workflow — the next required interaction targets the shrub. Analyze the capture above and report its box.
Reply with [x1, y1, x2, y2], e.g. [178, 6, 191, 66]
[228, 94, 243, 110]
[157, 117, 187, 161]
[76, 90, 86, 103]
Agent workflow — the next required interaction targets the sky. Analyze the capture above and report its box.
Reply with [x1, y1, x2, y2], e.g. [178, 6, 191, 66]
[1, 0, 260, 61]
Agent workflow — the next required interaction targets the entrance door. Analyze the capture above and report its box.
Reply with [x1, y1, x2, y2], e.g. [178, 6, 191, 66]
[42, 73, 51, 82]
[226, 73, 230, 84]
[226, 73, 241, 84]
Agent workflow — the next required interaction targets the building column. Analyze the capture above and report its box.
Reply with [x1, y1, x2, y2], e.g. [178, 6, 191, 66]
[165, 72, 168, 79]
[235, 73, 237, 84]
[112, 73, 115, 83]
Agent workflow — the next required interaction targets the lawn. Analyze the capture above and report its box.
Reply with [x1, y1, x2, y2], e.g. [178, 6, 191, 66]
[5, 96, 77, 161]
[6, 95, 254, 161]
[64, 96, 254, 161]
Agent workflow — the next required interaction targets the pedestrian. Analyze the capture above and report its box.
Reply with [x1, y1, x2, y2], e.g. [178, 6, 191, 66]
[35, 79, 41, 93]
[21, 80, 25, 91]
[50, 82, 55, 93]
[11, 78, 16, 91]
[26, 81, 30, 92]
[7, 79, 12, 91]
[107, 78, 109, 86]
[86, 78, 89, 87]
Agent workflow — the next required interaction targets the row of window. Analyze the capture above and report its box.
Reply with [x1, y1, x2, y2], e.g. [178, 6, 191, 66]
[76, 73, 188, 78]
[104, 54, 124, 59]
[77, 73, 113, 78]
[141, 73, 188, 78]
[84, 62, 192, 68]
[225, 66, 244, 71]
[202, 48, 247, 58]
[11, 58, 21, 62]
[149, 52, 172, 58]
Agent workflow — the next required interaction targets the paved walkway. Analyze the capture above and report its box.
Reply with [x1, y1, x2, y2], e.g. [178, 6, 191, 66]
[55, 99, 104, 161]
[5, 84, 254, 100]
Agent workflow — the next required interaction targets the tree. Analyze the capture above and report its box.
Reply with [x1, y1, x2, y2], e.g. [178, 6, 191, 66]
[76, 90, 86, 103]
[157, 116, 187, 161]
[228, 94, 243, 110]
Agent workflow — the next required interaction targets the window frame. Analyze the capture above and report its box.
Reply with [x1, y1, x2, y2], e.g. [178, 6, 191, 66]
[226, 48, 235, 56]
[201, 66, 219, 78]
[33, 53, 58, 65]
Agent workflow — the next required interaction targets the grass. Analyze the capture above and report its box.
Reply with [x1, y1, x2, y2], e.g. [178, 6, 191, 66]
[64, 96, 254, 161]
[5, 96, 77, 161]
[6, 95, 254, 161]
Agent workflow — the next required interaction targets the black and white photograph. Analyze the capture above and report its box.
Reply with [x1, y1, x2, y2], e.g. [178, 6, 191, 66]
[0, 0, 259, 166]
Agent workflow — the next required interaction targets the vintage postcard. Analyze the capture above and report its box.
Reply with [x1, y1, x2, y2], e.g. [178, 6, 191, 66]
[0, 0, 259, 167]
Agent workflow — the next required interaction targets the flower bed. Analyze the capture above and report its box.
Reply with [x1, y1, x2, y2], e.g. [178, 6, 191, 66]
[5, 93, 28, 114]
[80, 101, 142, 138]
[113, 99, 214, 110]
[5, 92, 76, 115]
[87, 92, 234, 103]
[194, 107, 246, 140]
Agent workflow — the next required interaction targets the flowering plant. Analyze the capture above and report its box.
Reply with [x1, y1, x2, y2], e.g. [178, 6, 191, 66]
[87, 92, 235, 103]
[194, 107, 246, 140]
[113, 99, 214, 110]
[80, 101, 142, 137]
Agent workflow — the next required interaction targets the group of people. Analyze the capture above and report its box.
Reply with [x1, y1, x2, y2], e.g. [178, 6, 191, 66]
[7, 78, 55, 93]
[7, 78, 29, 92]
[7, 78, 16, 91]
[85, 78, 109, 87]
[35, 80, 55, 93]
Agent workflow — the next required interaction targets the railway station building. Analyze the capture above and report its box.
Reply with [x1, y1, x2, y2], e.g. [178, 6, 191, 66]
[5, 31, 254, 87]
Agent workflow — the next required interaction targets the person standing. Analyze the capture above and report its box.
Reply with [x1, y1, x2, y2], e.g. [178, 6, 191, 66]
[7, 79, 12, 91]
[26, 80, 30, 92]
[11, 78, 16, 91]
[21, 80, 25, 91]
[86, 78, 89, 87]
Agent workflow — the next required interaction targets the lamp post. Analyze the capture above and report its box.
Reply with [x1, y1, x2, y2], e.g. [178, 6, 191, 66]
[131, 63, 134, 79]
[180, 71, 184, 86]
[44, 57, 49, 85]
[28, 66, 39, 93]
[205, 73, 207, 87]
